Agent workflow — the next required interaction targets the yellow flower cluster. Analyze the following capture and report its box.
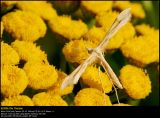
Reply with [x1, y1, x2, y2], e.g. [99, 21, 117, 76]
[1, 1, 158, 106]
[48, 15, 88, 41]
[119, 65, 151, 99]
[32, 92, 68, 106]
[47, 70, 74, 96]
[114, 1, 145, 19]
[120, 35, 159, 66]
[1, 42, 20, 66]
[23, 61, 58, 90]
[81, 1, 113, 16]
[16, 1, 57, 21]
[81, 66, 112, 93]
[1, 95, 34, 106]
[2, 10, 47, 42]
[1, 65, 28, 97]
[135, 24, 158, 36]
[63, 39, 96, 64]
[11, 40, 48, 63]
[74, 88, 112, 106]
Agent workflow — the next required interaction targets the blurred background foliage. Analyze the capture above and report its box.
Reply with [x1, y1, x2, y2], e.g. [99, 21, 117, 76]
[1, 1, 159, 106]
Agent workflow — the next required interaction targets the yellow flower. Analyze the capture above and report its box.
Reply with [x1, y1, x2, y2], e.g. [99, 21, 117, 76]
[119, 65, 151, 99]
[2, 10, 46, 42]
[81, 66, 112, 93]
[96, 11, 118, 31]
[47, 70, 74, 96]
[1, 41, 20, 65]
[16, 1, 57, 21]
[23, 61, 58, 90]
[1, 95, 34, 106]
[11, 40, 48, 63]
[1, 65, 28, 97]
[81, 1, 113, 15]
[114, 1, 145, 19]
[135, 24, 157, 36]
[32, 92, 68, 106]
[62, 39, 96, 64]
[120, 35, 159, 66]
[48, 15, 88, 41]
[112, 103, 131, 106]
[1, 21, 4, 37]
[83, 26, 106, 45]
[74, 88, 112, 106]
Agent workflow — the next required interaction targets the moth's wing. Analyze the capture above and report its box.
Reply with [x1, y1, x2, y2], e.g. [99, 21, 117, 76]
[61, 63, 88, 90]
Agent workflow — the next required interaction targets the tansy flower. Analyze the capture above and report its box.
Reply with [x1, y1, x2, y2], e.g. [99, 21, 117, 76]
[32, 92, 68, 106]
[113, 103, 131, 106]
[81, 66, 112, 93]
[83, 26, 124, 50]
[1, 95, 34, 106]
[47, 70, 74, 96]
[119, 65, 151, 99]
[74, 88, 112, 106]
[16, 1, 57, 21]
[1, 22, 4, 37]
[1, 65, 28, 97]
[48, 15, 88, 41]
[62, 39, 96, 64]
[1, 42, 20, 66]
[114, 1, 145, 19]
[120, 35, 159, 67]
[23, 61, 58, 90]
[2, 10, 46, 42]
[135, 24, 158, 36]
[81, 1, 113, 16]
[96, 11, 118, 30]
[11, 40, 48, 63]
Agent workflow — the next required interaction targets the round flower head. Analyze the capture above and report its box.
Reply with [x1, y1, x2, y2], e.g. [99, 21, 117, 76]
[119, 65, 151, 99]
[11, 40, 48, 63]
[81, 1, 113, 16]
[114, 1, 145, 19]
[23, 61, 58, 90]
[16, 1, 57, 21]
[48, 15, 88, 41]
[96, 11, 118, 31]
[1, 65, 28, 97]
[113, 103, 131, 106]
[1, 21, 4, 37]
[135, 24, 157, 36]
[1, 41, 20, 65]
[62, 39, 96, 64]
[2, 10, 47, 42]
[81, 66, 112, 93]
[1, 95, 34, 106]
[74, 88, 112, 106]
[47, 70, 74, 96]
[32, 92, 68, 106]
[120, 35, 159, 67]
